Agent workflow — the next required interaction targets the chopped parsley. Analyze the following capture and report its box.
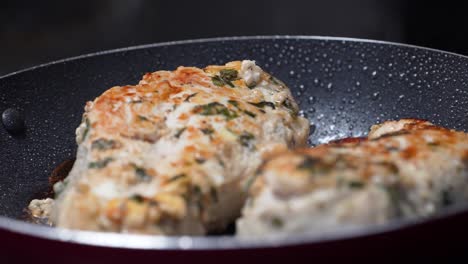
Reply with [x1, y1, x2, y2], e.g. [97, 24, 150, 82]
[248, 101, 276, 110]
[184, 93, 198, 102]
[271, 217, 284, 228]
[192, 184, 202, 195]
[348, 180, 365, 189]
[281, 98, 298, 116]
[53, 177, 70, 198]
[227, 100, 239, 108]
[385, 185, 402, 216]
[239, 132, 255, 148]
[297, 155, 333, 175]
[269, 75, 280, 85]
[211, 69, 239, 87]
[228, 100, 256, 117]
[195, 157, 206, 164]
[91, 138, 117, 151]
[82, 118, 90, 141]
[212, 76, 226, 87]
[130, 194, 145, 203]
[168, 173, 186, 182]
[137, 115, 149, 121]
[220, 69, 238, 81]
[201, 128, 214, 135]
[243, 110, 256, 118]
[247, 83, 257, 89]
[244, 173, 259, 192]
[88, 157, 113, 169]
[383, 184, 416, 217]
[210, 187, 218, 203]
[134, 166, 152, 182]
[194, 102, 238, 120]
[218, 159, 225, 168]
[174, 127, 187, 138]
[192, 184, 204, 211]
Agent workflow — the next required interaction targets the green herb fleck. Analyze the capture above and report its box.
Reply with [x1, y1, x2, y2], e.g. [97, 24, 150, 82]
[383, 183, 419, 216]
[239, 132, 255, 148]
[225, 81, 235, 87]
[248, 101, 276, 109]
[247, 83, 257, 89]
[195, 157, 206, 164]
[201, 128, 214, 135]
[229, 99, 255, 117]
[269, 75, 280, 85]
[243, 110, 256, 118]
[82, 118, 90, 141]
[174, 127, 187, 138]
[220, 69, 238, 81]
[53, 178, 69, 198]
[212, 75, 225, 86]
[348, 180, 365, 189]
[168, 173, 186, 182]
[192, 184, 203, 211]
[210, 187, 218, 203]
[137, 115, 149, 121]
[244, 173, 259, 192]
[227, 100, 239, 108]
[193, 185, 202, 195]
[194, 102, 238, 120]
[384, 184, 404, 217]
[184, 93, 198, 102]
[298, 155, 333, 175]
[130, 194, 145, 203]
[211, 69, 239, 88]
[134, 166, 152, 182]
[88, 157, 113, 169]
[219, 159, 225, 168]
[91, 138, 117, 151]
[282, 98, 298, 116]
[271, 217, 284, 228]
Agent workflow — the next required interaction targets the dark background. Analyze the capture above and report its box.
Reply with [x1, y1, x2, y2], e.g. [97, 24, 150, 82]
[1, 0, 467, 75]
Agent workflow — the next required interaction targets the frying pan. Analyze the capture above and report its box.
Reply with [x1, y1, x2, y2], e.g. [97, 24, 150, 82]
[1, 36, 468, 262]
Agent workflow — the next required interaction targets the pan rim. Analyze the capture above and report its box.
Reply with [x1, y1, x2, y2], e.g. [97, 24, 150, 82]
[1, 35, 468, 250]
[1, 35, 468, 80]
[1, 204, 467, 250]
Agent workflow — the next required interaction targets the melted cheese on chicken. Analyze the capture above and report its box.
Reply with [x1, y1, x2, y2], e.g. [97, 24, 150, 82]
[237, 119, 468, 237]
[41, 60, 309, 235]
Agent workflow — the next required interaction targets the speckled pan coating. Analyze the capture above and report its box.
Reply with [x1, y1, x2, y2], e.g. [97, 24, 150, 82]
[1, 36, 468, 252]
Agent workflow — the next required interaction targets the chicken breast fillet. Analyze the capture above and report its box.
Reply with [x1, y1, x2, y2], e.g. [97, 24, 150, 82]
[236, 119, 468, 237]
[42, 60, 309, 235]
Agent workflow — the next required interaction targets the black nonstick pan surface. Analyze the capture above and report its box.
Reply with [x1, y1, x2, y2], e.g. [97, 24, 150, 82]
[1, 36, 468, 262]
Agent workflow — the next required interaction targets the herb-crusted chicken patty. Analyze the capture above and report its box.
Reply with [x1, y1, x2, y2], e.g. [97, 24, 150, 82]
[236, 119, 468, 237]
[29, 60, 309, 235]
